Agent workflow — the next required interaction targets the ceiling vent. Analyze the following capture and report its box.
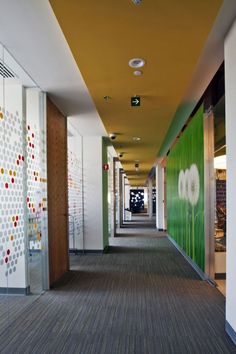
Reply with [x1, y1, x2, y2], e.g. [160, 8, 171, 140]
[0, 61, 15, 78]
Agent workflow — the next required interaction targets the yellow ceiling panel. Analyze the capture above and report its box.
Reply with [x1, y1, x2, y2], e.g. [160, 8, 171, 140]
[50, 0, 222, 185]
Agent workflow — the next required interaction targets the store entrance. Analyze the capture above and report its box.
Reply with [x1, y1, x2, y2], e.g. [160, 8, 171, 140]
[213, 96, 226, 296]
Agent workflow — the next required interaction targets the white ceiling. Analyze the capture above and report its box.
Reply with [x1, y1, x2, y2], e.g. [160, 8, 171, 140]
[0, 0, 107, 136]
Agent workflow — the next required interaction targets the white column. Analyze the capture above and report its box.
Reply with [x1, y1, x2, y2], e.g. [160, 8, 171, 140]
[156, 165, 165, 230]
[225, 19, 236, 343]
[83, 136, 104, 251]
[148, 179, 153, 218]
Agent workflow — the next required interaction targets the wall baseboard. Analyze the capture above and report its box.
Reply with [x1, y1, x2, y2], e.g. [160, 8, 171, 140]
[0, 286, 30, 295]
[215, 273, 226, 279]
[70, 248, 109, 254]
[168, 236, 210, 282]
[226, 321, 236, 345]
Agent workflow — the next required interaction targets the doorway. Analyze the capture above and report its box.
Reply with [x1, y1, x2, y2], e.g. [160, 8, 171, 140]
[213, 96, 226, 296]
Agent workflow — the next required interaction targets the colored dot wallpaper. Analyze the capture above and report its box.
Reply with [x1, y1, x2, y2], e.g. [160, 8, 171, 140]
[0, 83, 26, 289]
[0, 81, 48, 292]
[68, 137, 83, 250]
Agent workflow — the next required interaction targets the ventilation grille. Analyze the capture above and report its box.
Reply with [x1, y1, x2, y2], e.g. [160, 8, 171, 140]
[0, 61, 15, 78]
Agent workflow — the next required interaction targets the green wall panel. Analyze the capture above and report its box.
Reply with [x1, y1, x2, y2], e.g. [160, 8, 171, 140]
[166, 106, 205, 271]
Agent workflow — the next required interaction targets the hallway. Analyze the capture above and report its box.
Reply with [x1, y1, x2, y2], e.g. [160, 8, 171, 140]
[0, 219, 234, 354]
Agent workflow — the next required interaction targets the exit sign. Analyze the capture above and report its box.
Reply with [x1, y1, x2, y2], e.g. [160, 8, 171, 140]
[131, 96, 140, 106]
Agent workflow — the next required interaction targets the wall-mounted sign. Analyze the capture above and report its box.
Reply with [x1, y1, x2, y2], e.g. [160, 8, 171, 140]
[103, 163, 109, 171]
[131, 96, 140, 106]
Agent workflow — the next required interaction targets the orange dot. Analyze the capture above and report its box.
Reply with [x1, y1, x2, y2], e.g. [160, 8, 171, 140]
[10, 235, 14, 241]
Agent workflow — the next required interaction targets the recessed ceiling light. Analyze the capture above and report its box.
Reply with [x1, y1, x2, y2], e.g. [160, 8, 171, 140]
[133, 70, 143, 76]
[132, 0, 142, 5]
[129, 58, 145, 68]
[133, 136, 141, 141]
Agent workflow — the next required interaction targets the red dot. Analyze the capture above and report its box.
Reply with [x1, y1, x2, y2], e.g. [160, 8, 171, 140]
[16, 160, 19, 165]
[29, 143, 32, 147]
[16, 216, 19, 221]
[29, 203, 31, 208]
[32, 144, 35, 149]
[27, 197, 29, 202]
[5, 183, 9, 189]
[18, 155, 21, 160]
[22, 156, 24, 161]
[14, 222, 17, 227]
[11, 178, 14, 184]
[28, 125, 30, 130]
[5, 257, 8, 264]
[32, 155, 35, 159]
[7, 249, 10, 255]
[33, 208, 35, 213]
[32, 133, 34, 138]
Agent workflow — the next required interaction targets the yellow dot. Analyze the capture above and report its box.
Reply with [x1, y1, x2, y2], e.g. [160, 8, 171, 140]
[1, 168, 4, 174]
[0, 112, 3, 119]
[12, 216, 15, 222]
[10, 235, 14, 241]
[9, 170, 12, 176]
[13, 171, 16, 176]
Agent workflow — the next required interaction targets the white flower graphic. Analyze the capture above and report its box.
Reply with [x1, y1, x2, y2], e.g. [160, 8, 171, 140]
[188, 164, 200, 206]
[184, 169, 190, 201]
[178, 170, 185, 199]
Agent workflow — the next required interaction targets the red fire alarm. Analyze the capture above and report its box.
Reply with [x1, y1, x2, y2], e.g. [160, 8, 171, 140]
[103, 163, 109, 171]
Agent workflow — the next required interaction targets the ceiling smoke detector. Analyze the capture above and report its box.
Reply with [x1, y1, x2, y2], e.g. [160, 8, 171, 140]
[129, 58, 145, 68]
[133, 70, 143, 76]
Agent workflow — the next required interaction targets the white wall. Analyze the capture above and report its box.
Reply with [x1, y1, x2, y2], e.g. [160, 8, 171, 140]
[225, 18, 236, 341]
[124, 183, 130, 210]
[83, 136, 104, 250]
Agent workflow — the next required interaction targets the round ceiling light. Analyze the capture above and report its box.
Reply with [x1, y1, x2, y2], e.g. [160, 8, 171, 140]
[129, 58, 145, 68]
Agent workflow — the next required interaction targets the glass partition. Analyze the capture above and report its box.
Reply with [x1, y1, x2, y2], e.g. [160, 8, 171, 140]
[67, 123, 83, 258]
[0, 45, 49, 310]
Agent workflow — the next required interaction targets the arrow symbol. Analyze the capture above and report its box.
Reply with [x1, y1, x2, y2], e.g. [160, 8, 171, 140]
[133, 98, 139, 105]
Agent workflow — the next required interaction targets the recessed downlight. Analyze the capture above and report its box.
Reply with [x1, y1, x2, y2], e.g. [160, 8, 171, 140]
[133, 136, 141, 142]
[129, 58, 145, 68]
[132, 0, 142, 5]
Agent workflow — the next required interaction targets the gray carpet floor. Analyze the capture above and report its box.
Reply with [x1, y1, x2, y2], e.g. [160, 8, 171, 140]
[0, 224, 235, 353]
